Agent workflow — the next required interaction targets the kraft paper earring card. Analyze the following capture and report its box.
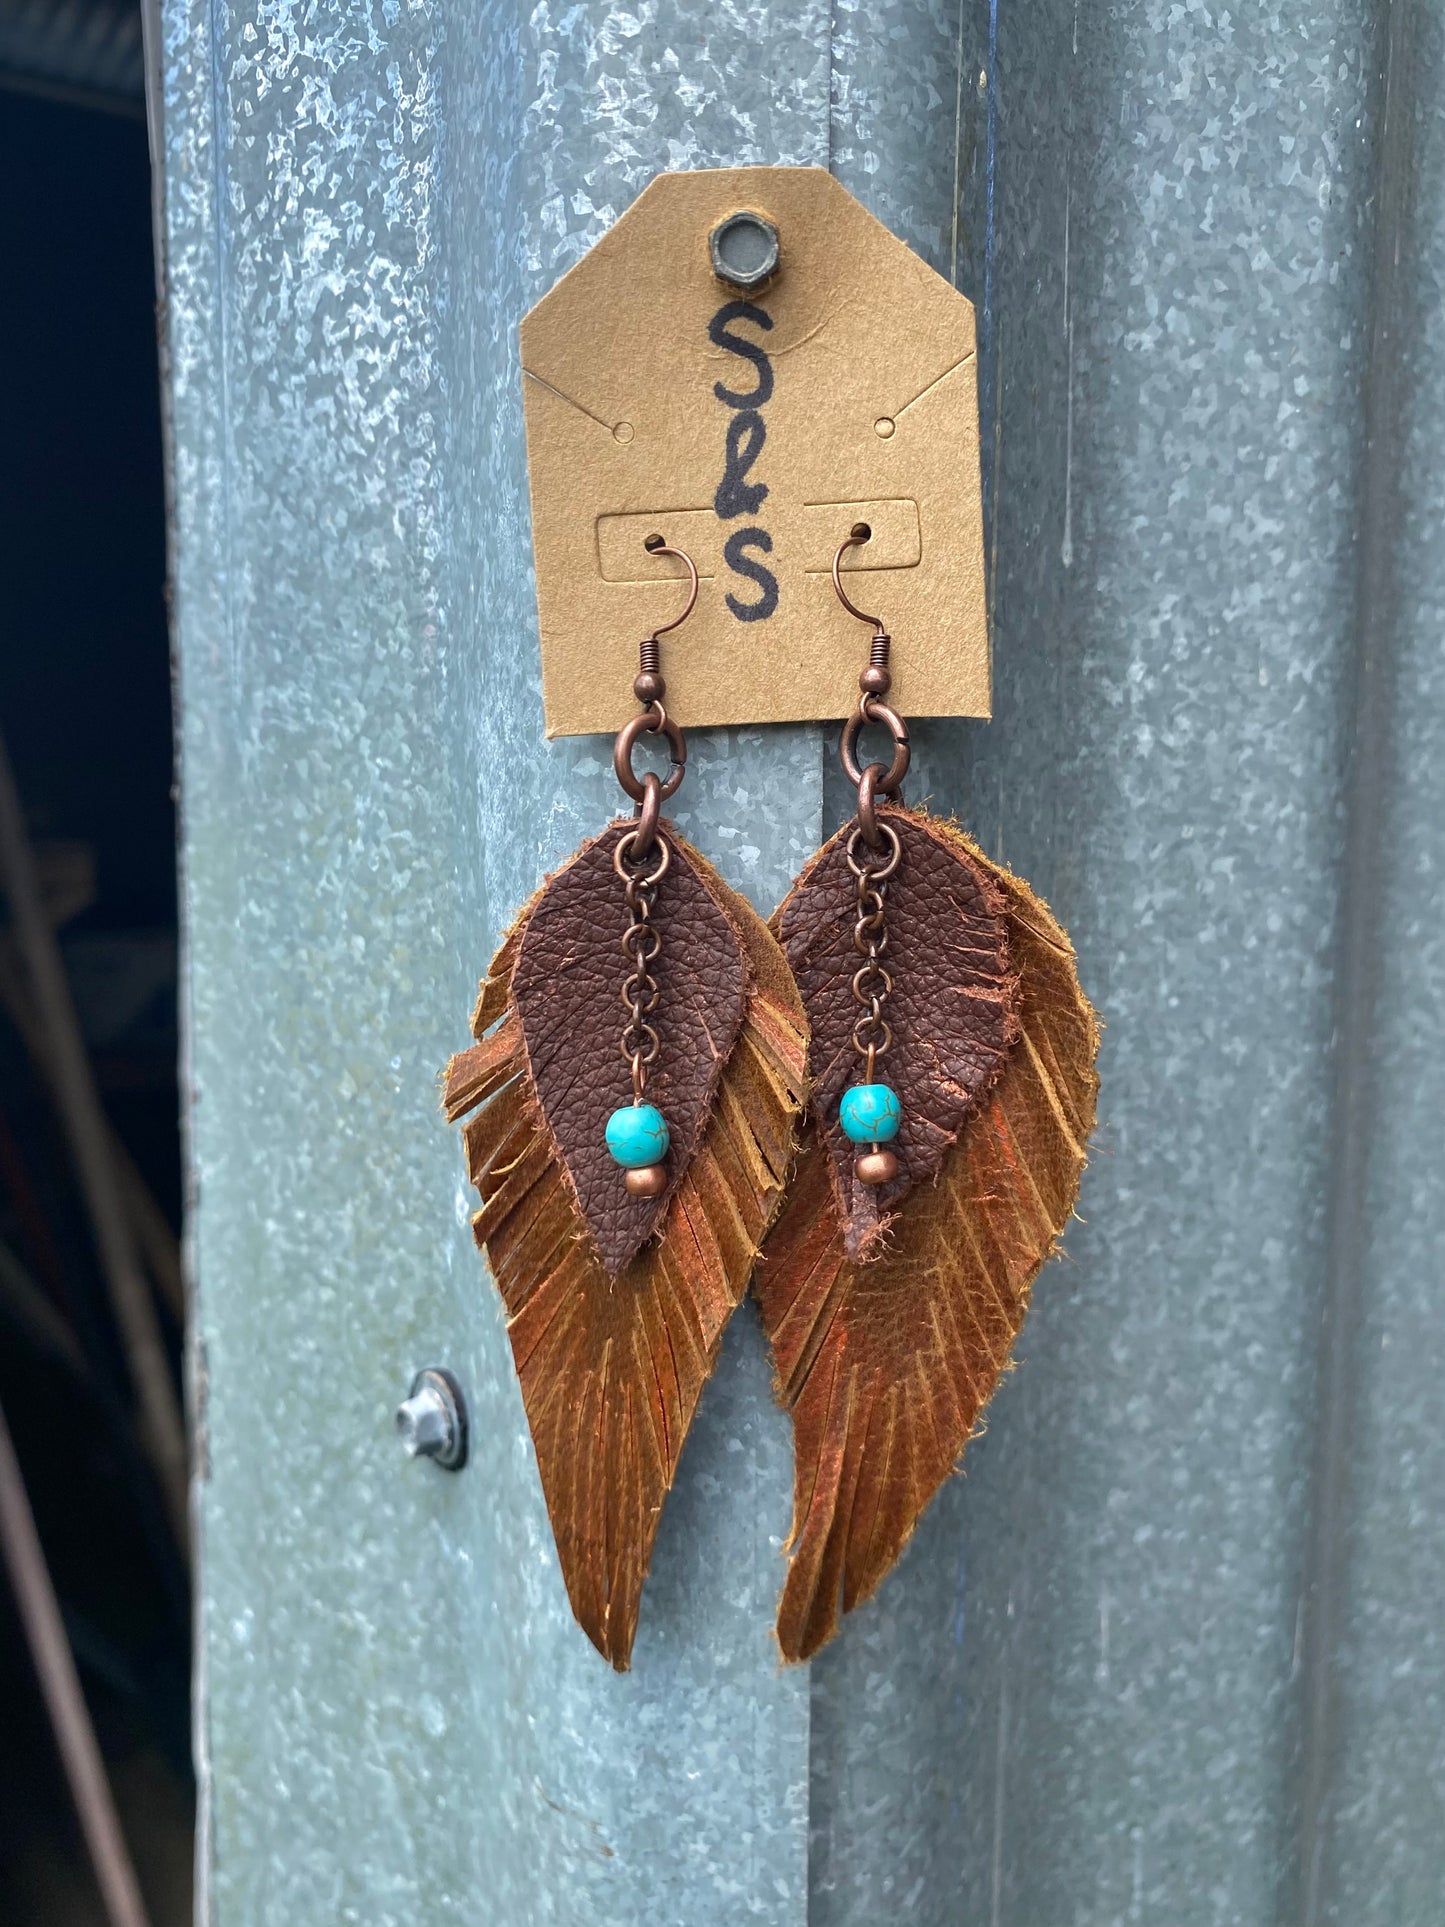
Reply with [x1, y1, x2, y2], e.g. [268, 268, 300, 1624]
[519, 165, 988, 737]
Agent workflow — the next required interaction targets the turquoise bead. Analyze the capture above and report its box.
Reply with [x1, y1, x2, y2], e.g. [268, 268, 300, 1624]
[838, 1082, 901, 1145]
[605, 1103, 670, 1169]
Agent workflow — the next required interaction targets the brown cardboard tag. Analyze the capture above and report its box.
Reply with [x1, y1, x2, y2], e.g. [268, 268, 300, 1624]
[520, 166, 987, 737]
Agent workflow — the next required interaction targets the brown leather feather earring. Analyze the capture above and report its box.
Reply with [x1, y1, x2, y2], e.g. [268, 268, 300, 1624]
[755, 527, 1102, 1662]
[443, 541, 807, 1671]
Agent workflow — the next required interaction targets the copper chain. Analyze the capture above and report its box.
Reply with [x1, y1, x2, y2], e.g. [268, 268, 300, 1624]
[614, 786, 670, 1104]
[846, 819, 902, 1079]
[615, 709, 676, 1105]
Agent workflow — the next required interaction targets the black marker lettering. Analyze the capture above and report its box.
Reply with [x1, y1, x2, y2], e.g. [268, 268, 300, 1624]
[710, 299, 778, 621]
[723, 529, 779, 622]
[714, 411, 769, 519]
[708, 301, 775, 408]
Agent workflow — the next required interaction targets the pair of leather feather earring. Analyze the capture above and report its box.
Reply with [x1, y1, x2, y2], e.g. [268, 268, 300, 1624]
[443, 530, 1100, 1670]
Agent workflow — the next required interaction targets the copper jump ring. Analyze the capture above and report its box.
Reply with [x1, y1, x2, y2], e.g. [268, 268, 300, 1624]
[631, 768, 664, 856]
[840, 696, 911, 794]
[621, 1024, 661, 1069]
[856, 762, 889, 848]
[614, 708, 687, 804]
[851, 961, 894, 1002]
[614, 826, 671, 887]
[845, 819, 902, 883]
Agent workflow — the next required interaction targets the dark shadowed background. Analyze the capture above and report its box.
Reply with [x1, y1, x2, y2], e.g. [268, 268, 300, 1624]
[0, 36, 192, 1923]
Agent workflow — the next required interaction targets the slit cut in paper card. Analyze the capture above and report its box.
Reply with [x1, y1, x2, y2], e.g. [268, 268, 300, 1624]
[519, 166, 988, 738]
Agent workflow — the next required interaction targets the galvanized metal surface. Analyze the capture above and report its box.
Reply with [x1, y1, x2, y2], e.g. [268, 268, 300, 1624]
[164, 4, 828, 1923]
[158, 0, 1445, 1922]
[1314, 8, 1445, 1920]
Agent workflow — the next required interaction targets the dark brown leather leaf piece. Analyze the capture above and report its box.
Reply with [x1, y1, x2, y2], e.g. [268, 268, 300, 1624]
[756, 814, 1100, 1662]
[510, 819, 749, 1277]
[776, 805, 1019, 1258]
[444, 833, 808, 1669]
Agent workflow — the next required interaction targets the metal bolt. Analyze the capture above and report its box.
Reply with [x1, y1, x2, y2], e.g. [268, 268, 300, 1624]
[709, 210, 780, 292]
[395, 1367, 468, 1471]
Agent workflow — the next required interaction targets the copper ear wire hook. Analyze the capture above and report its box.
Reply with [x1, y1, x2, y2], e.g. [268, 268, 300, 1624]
[614, 538, 699, 852]
[831, 526, 886, 635]
[831, 529, 910, 840]
[630, 538, 699, 722]
[644, 538, 700, 640]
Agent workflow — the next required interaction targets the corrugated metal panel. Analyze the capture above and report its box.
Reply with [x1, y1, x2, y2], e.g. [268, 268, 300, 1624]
[158, 0, 1445, 1919]
[1315, 7, 1445, 1919]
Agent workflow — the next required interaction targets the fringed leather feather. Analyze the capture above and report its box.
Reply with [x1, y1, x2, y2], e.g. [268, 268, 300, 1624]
[444, 823, 807, 1669]
[756, 805, 1100, 1661]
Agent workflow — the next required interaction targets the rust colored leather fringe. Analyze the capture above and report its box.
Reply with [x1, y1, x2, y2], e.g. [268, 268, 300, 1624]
[445, 830, 807, 1669]
[757, 809, 1100, 1662]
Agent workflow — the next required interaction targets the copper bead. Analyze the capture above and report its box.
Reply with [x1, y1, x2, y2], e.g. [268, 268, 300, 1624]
[623, 1162, 668, 1199]
[854, 1147, 899, 1186]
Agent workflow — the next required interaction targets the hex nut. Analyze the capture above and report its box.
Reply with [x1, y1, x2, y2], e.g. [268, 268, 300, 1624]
[709, 211, 780, 292]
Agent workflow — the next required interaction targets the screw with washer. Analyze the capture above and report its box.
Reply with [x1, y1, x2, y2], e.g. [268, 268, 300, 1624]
[395, 1367, 468, 1471]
